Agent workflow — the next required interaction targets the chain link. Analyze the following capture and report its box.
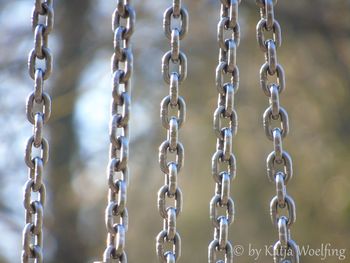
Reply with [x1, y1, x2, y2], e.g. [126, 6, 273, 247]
[22, 1, 54, 262]
[94, 1, 135, 263]
[156, 1, 188, 262]
[209, 1, 240, 263]
[255, 1, 299, 262]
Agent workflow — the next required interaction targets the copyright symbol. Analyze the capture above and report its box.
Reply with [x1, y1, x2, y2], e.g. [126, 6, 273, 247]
[233, 245, 244, 256]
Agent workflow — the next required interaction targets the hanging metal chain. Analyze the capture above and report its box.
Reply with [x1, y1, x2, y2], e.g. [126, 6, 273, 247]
[255, 1, 299, 262]
[156, 1, 188, 262]
[95, 1, 135, 263]
[22, 1, 54, 262]
[208, 1, 240, 263]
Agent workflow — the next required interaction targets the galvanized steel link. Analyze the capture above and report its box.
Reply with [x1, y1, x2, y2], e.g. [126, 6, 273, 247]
[96, 1, 135, 263]
[255, 1, 299, 262]
[157, 1, 188, 262]
[208, 239, 233, 263]
[273, 239, 300, 263]
[163, 4, 188, 40]
[209, 1, 240, 262]
[22, 1, 54, 262]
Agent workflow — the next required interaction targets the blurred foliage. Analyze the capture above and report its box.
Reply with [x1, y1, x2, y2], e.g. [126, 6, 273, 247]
[0, 0, 350, 262]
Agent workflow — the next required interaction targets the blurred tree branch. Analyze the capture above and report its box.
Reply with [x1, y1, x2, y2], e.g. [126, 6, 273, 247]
[47, 1, 93, 262]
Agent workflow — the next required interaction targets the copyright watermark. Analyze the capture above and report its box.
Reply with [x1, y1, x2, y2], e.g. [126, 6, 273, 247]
[233, 244, 245, 256]
[232, 243, 347, 261]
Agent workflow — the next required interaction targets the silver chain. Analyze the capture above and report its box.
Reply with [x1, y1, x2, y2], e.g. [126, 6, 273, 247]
[95, 1, 135, 263]
[22, 1, 54, 262]
[208, 1, 240, 263]
[156, 1, 188, 262]
[255, 1, 299, 262]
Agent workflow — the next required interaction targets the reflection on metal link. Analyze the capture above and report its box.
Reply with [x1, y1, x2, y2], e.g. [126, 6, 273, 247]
[157, 1, 188, 262]
[209, 1, 240, 263]
[255, 1, 299, 262]
[95, 1, 135, 263]
[22, 1, 54, 262]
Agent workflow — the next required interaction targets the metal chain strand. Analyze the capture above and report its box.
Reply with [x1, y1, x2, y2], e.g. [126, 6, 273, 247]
[255, 1, 299, 263]
[95, 1, 135, 263]
[22, 1, 54, 262]
[157, 1, 188, 262]
[209, 1, 240, 263]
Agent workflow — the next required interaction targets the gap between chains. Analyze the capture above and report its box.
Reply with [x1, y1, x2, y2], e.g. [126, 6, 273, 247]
[255, 0, 299, 263]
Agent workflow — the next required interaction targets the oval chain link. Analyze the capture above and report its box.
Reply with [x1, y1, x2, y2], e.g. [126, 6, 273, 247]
[209, 1, 240, 263]
[95, 1, 135, 263]
[157, 1, 188, 262]
[22, 1, 54, 262]
[255, 1, 299, 262]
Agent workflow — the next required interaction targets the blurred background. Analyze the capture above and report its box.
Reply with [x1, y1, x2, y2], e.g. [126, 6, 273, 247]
[1, 0, 350, 262]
